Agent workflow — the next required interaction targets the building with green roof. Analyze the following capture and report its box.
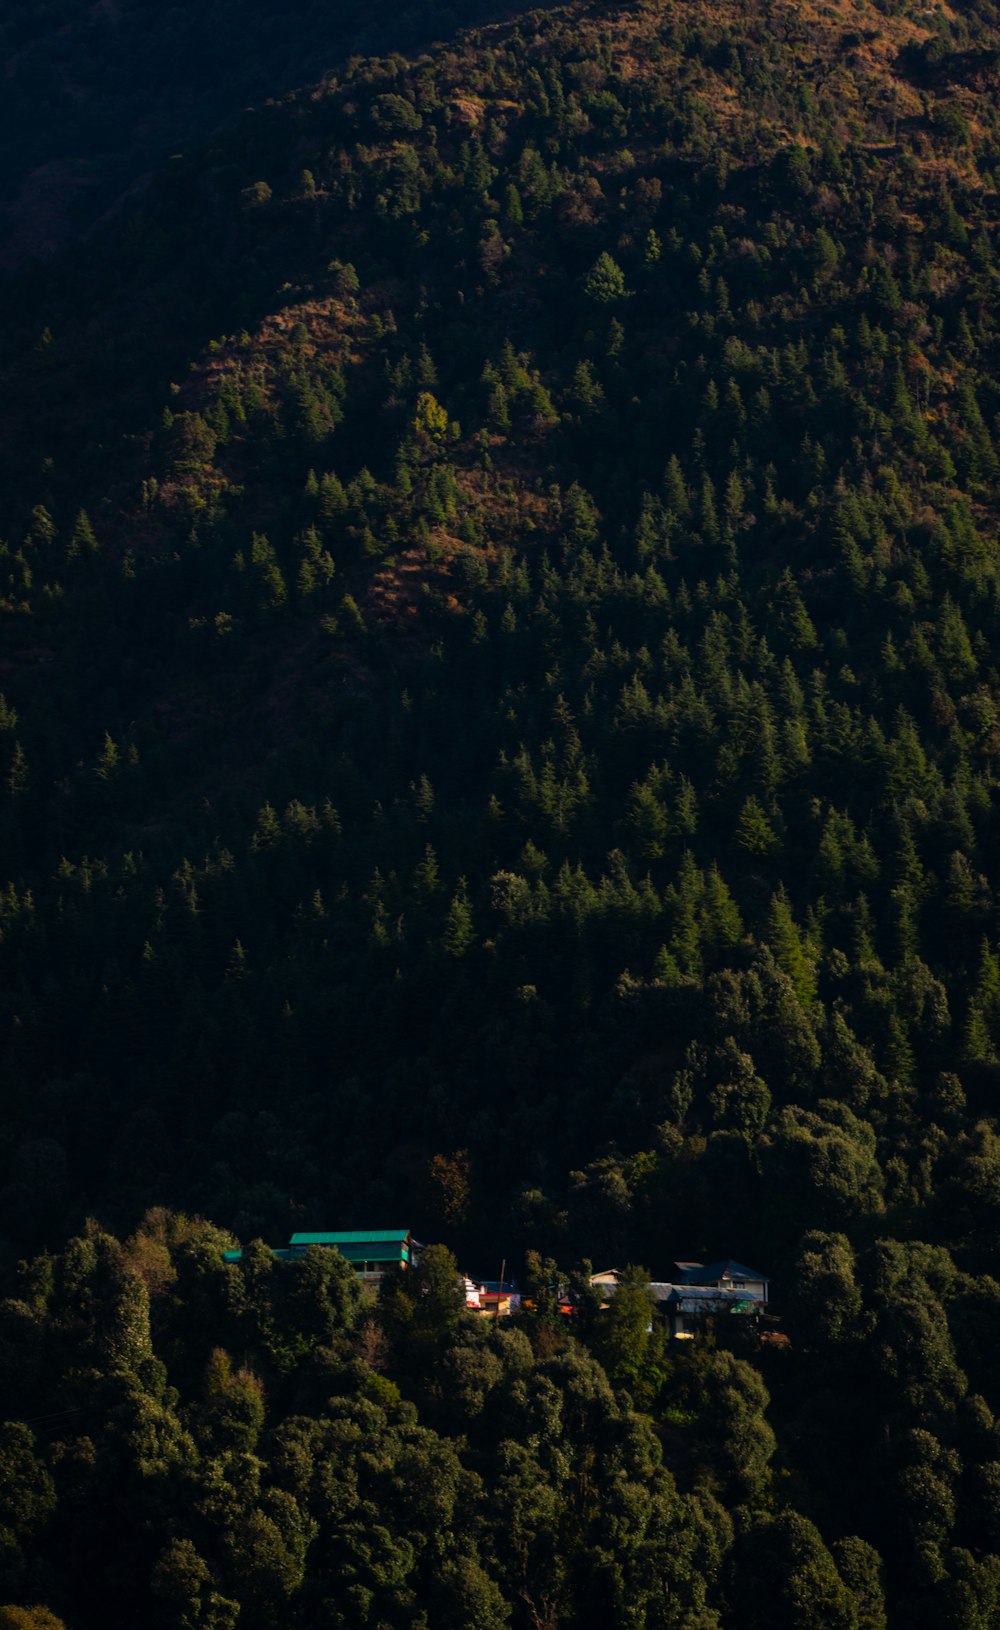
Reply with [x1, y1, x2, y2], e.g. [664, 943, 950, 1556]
[288, 1229, 415, 1274]
[223, 1229, 418, 1281]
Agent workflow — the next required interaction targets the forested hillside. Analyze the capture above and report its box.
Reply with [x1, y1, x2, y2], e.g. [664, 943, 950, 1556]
[0, 0, 526, 264]
[3, 0, 1000, 1622]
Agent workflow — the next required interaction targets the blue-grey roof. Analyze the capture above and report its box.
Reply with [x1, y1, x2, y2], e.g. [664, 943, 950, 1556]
[675, 1259, 768, 1285]
[648, 1281, 763, 1307]
[666, 1285, 756, 1305]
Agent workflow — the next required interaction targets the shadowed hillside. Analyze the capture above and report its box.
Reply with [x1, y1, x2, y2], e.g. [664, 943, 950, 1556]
[2, 0, 1000, 1623]
[0, 0, 548, 264]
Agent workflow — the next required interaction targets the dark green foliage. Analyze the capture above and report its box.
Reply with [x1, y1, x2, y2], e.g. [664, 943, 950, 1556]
[584, 252, 629, 305]
[3, 0, 1000, 1623]
[0, 0, 521, 263]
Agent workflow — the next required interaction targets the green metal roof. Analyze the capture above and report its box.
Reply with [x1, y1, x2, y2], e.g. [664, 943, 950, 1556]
[289, 1229, 410, 1246]
[330, 1243, 408, 1264]
[224, 1247, 305, 1263]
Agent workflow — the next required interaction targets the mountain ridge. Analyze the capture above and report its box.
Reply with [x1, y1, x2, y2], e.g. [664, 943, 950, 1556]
[3, 2, 1000, 1622]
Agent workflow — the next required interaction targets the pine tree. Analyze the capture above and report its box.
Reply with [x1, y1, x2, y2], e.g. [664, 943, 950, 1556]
[964, 940, 1000, 1064]
[767, 886, 818, 1008]
[736, 795, 781, 856]
[442, 885, 474, 959]
[584, 252, 629, 304]
[67, 510, 99, 562]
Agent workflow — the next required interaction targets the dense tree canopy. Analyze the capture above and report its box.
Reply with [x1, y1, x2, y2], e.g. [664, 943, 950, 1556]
[3, 0, 1000, 1621]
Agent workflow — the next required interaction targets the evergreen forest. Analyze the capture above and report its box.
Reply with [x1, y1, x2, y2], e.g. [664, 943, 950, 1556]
[3, 0, 1000, 1623]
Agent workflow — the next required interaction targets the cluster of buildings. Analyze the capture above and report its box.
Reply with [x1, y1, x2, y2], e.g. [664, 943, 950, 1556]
[592, 1260, 770, 1340]
[222, 1227, 522, 1313]
[222, 1230, 770, 1339]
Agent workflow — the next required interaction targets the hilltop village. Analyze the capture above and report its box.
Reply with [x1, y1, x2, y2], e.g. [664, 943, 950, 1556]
[222, 1229, 774, 1341]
